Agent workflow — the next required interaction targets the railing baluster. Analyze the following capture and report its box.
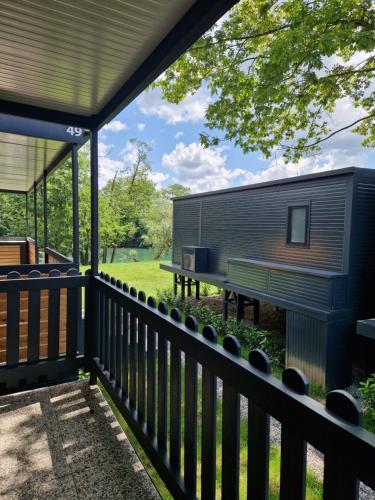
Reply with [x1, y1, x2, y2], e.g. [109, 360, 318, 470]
[129, 287, 137, 408]
[115, 280, 122, 389]
[109, 277, 116, 379]
[66, 268, 79, 358]
[247, 349, 271, 500]
[146, 296, 157, 436]
[222, 335, 241, 500]
[6, 271, 21, 368]
[27, 270, 41, 363]
[184, 315, 198, 497]
[137, 291, 146, 421]
[170, 308, 182, 473]
[104, 274, 110, 372]
[323, 390, 361, 500]
[121, 283, 129, 398]
[157, 301, 168, 452]
[280, 368, 309, 500]
[48, 269, 61, 360]
[201, 325, 217, 500]
[99, 273, 105, 366]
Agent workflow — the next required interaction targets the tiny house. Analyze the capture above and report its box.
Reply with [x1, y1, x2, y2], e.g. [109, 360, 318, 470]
[161, 167, 375, 389]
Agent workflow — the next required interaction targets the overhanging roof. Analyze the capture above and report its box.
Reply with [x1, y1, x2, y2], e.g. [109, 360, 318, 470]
[0, 0, 237, 192]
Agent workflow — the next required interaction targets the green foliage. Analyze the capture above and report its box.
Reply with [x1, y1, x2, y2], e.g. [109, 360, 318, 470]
[128, 249, 138, 262]
[157, 0, 375, 160]
[0, 193, 25, 237]
[359, 373, 375, 415]
[141, 183, 190, 259]
[156, 288, 279, 361]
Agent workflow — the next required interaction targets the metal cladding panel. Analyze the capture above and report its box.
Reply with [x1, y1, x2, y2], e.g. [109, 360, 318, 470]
[286, 310, 327, 387]
[172, 200, 200, 264]
[174, 176, 349, 274]
[349, 179, 375, 317]
[227, 261, 269, 291]
[268, 270, 330, 308]
[0, 0, 195, 116]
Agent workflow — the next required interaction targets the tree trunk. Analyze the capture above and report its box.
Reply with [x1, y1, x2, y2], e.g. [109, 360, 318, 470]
[110, 247, 116, 263]
[103, 246, 107, 263]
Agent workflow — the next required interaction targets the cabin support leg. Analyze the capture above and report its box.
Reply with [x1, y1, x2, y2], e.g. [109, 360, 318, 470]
[187, 278, 192, 297]
[195, 280, 200, 300]
[173, 273, 178, 296]
[181, 275, 186, 300]
[253, 299, 260, 325]
[236, 294, 245, 322]
[223, 289, 229, 321]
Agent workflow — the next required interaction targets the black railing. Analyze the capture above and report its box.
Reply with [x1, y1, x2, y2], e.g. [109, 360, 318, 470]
[87, 272, 375, 500]
[0, 268, 88, 394]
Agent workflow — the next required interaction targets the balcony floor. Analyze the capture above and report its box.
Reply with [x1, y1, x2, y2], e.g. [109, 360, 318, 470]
[0, 380, 160, 499]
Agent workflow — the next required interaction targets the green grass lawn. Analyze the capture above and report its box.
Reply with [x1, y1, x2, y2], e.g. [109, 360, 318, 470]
[82, 260, 172, 298]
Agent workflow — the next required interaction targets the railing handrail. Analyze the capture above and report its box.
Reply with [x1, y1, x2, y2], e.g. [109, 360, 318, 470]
[0, 273, 88, 292]
[93, 274, 375, 490]
[45, 246, 72, 263]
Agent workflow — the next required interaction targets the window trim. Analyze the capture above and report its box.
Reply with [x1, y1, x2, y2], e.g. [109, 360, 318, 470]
[286, 203, 311, 247]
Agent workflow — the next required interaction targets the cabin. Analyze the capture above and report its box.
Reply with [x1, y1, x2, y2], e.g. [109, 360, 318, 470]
[162, 167, 375, 389]
[0, 1, 374, 498]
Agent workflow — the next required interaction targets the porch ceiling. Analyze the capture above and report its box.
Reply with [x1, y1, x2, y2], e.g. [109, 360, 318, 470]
[0, 132, 66, 192]
[0, 0, 236, 193]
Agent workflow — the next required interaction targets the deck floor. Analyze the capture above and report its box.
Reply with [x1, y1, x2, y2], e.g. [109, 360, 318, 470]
[0, 380, 160, 499]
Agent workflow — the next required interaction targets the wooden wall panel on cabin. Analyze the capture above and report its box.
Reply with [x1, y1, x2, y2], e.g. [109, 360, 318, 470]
[0, 277, 68, 364]
[0, 245, 21, 265]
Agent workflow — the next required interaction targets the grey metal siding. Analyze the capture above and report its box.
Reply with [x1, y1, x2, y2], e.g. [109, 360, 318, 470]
[173, 177, 349, 274]
[227, 259, 345, 309]
[286, 310, 326, 387]
[172, 200, 200, 264]
[349, 178, 375, 317]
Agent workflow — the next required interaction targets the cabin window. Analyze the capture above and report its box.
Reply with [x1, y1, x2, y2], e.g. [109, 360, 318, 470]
[287, 205, 310, 246]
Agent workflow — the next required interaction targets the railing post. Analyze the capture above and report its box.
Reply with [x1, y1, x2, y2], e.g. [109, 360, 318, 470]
[72, 144, 80, 266]
[33, 181, 39, 264]
[43, 170, 48, 263]
[84, 269, 97, 384]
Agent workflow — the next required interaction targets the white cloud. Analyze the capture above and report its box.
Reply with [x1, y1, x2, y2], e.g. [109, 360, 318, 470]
[138, 88, 209, 124]
[175, 131, 184, 139]
[162, 142, 243, 192]
[98, 142, 124, 186]
[148, 171, 169, 189]
[137, 123, 146, 132]
[103, 120, 128, 132]
[120, 140, 139, 166]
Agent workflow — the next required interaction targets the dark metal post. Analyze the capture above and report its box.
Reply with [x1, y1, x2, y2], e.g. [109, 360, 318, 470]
[236, 294, 245, 322]
[72, 144, 79, 266]
[33, 181, 39, 264]
[43, 170, 48, 262]
[88, 129, 99, 384]
[90, 130, 99, 275]
[25, 192, 28, 237]
[195, 280, 200, 300]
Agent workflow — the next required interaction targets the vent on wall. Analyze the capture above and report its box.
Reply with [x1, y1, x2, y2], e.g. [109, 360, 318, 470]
[182, 246, 208, 273]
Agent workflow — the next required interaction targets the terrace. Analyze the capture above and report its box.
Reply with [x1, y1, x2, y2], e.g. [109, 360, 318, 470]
[0, 1, 374, 499]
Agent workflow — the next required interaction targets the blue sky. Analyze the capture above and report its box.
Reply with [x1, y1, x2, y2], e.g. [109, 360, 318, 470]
[97, 86, 375, 193]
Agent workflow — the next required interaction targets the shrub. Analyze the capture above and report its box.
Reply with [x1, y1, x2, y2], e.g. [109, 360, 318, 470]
[156, 287, 280, 362]
[359, 373, 375, 417]
[201, 283, 211, 297]
[128, 249, 138, 262]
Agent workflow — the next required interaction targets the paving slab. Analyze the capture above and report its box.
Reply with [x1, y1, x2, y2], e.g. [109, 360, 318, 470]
[0, 381, 160, 499]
